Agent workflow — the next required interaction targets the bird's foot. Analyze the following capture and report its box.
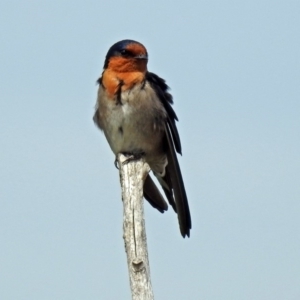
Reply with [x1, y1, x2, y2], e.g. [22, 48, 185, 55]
[114, 151, 145, 168]
[122, 151, 145, 165]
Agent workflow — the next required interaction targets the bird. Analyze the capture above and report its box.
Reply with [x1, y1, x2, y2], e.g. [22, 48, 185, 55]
[93, 39, 191, 237]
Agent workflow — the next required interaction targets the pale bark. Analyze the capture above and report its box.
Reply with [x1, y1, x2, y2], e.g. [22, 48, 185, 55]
[117, 154, 154, 300]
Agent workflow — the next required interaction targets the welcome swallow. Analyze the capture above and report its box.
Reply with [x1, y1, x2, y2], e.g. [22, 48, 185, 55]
[93, 40, 191, 237]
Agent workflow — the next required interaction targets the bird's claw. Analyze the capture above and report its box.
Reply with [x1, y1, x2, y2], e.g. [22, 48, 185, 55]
[122, 152, 145, 165]
[114, 152, 145, 168]
[114, 158, 119, 169]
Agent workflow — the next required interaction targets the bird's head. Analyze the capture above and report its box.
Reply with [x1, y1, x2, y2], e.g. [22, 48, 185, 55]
[103, 40, 148, 73]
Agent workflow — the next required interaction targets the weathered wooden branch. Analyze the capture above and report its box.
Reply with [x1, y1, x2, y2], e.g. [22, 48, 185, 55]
[117, 153, 154, 300]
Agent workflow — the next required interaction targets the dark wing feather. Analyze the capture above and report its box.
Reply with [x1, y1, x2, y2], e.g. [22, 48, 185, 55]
[164, 124, 191, 237]
[146, 72, 181, 154]
[144, 175, 168, 213]
[146, 72, 191, 237]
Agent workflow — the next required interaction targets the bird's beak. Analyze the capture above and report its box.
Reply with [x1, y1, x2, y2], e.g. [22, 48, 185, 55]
[134, 54, 148, 60]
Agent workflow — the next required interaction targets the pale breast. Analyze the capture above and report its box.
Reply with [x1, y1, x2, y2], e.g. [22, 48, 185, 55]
[96, 81, 167, 156]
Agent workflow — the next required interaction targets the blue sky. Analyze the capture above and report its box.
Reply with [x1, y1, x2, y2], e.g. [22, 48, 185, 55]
[0, 1, 299, 299]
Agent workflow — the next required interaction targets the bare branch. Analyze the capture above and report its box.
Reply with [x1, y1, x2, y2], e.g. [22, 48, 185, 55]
[118, 154, 154, 300]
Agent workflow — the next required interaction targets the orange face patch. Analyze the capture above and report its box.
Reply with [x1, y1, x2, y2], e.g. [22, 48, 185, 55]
[102, 69, 145, 98]
[108, 56, 147, 73]
[125, 43, 147, 57]
[103, 41, 148, 98]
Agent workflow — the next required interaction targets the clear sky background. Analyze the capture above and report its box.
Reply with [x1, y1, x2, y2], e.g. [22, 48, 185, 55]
[0, 1, 299, 299]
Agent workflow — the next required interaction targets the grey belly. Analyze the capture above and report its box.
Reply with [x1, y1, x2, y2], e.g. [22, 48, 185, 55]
[103, 103, 167, 175]
[104, 103, 158, 152]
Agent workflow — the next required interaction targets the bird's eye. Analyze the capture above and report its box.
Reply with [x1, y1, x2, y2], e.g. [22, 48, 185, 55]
[120, 49, 128, 56]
